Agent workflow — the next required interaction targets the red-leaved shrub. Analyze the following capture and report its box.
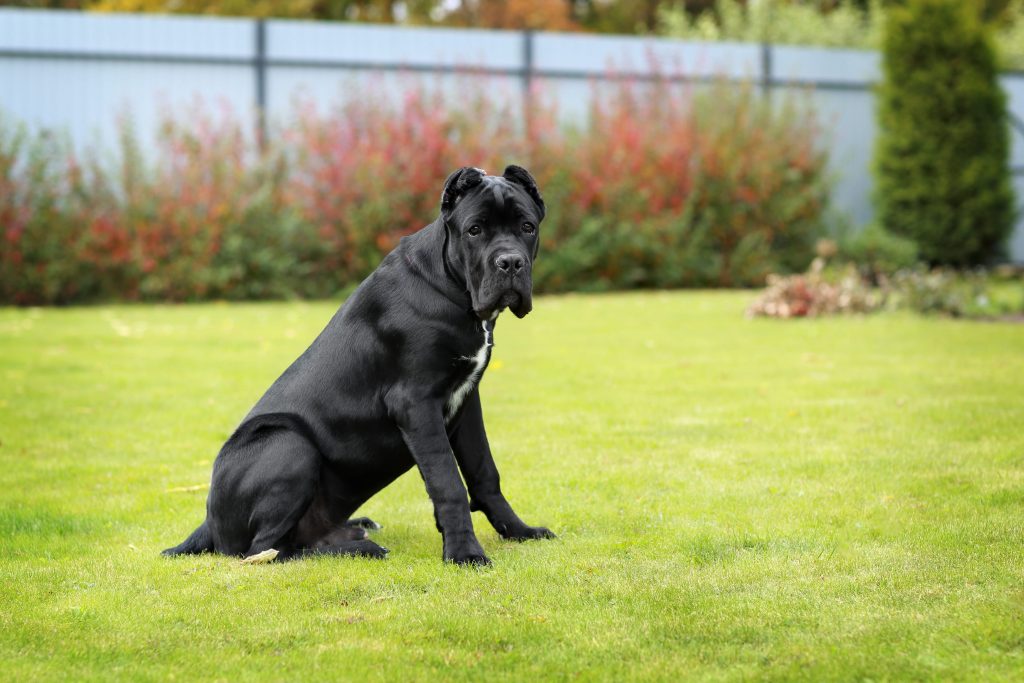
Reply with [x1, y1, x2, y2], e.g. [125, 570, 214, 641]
[534, 80, 828, 291]
[285, 83, 527, 291]
[0, 76, 831, 305]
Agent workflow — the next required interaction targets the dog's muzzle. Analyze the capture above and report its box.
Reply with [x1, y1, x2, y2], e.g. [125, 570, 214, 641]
[475, 254, 533, 319]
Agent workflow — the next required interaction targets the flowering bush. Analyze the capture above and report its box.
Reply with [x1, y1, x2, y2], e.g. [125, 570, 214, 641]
[1, 108, 324, 304]
[0, 77, 831, 305]
[0, 120, 90, 305]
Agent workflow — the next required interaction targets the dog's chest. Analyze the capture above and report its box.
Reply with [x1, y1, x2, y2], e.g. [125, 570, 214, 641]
[444, 320, 493, 424]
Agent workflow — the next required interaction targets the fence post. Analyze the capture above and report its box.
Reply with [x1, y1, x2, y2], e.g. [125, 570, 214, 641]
[255, 18, 268, 151]
[760, 41, 772, 99]
[1010, 110, 1024, 176]
[522, 29, 535, 142]
[760, 0, 774, 100]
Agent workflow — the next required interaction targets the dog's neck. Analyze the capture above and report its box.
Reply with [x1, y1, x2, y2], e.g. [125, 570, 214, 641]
[401, 219, 474, 316]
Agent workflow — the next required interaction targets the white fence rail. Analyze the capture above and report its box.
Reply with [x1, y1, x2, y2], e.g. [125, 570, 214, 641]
[2, 8, 1022, 261]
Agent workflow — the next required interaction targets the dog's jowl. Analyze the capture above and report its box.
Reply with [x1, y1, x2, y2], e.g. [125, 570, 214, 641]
[163, 166, 555, 565]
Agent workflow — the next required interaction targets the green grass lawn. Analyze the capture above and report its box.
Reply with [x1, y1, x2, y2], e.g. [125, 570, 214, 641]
[1, 291, 1022, 681]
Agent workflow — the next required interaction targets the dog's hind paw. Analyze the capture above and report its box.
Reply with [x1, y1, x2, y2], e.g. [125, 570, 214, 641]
[308, 539, 389, 560]
[345, 517, 383, 531]
[352, 540, 389, 559]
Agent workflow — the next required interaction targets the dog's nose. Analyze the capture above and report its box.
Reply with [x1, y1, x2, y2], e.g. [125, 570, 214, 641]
[494, 253, 525, 274]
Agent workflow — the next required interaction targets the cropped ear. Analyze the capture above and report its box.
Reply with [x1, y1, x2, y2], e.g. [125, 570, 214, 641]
[440, 167, 486, 218]
[502, 165, 545, 220]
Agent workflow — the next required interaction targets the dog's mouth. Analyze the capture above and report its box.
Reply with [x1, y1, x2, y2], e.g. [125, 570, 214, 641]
[474, 285, 532, 320]
[497, 291, 520, 311]
[474, 292, 518, 320]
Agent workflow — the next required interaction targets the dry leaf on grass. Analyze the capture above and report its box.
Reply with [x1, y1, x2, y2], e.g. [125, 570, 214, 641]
[166, 484, 208, 493]
[240, 549, 279, 565]
[747, 258, 884, 318]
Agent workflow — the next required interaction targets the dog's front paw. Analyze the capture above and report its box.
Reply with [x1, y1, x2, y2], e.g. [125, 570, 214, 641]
[447, 551, 492, 566]
[443, 535, 491, 566]
[500, 524, 556, 542]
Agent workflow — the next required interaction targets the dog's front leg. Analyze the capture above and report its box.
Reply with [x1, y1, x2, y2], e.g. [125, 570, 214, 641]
[394, 402, 489, 566]
[450, 389, 555, 542]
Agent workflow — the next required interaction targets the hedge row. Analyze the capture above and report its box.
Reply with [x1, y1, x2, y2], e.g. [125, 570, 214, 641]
[0, 79, 831, 305]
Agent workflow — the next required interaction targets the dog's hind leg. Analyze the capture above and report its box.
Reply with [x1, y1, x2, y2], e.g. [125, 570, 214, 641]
[209, 425, 321, 558]
[162, 519, 214, 557]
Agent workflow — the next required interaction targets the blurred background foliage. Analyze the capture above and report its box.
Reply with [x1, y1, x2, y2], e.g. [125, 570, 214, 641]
[1, 0, 1022, 69]
[0, 0, 1020, 309]
[659, 0, 1024, 69]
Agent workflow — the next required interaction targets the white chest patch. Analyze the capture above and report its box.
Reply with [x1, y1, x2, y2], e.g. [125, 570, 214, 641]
[445, 320, 493, 423]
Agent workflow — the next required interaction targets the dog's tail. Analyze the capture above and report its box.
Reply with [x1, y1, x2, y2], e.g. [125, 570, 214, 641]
[161, 519, 214, 556]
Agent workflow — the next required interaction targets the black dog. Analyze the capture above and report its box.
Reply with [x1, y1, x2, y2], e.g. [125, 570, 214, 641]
[163, 166, 554, 565]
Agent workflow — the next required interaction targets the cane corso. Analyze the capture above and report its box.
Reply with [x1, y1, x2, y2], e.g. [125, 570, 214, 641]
[163, 165, 554, 565]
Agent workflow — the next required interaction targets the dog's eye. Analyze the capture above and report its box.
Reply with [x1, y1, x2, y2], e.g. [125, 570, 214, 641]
[467, 225, 482, 237]
[522, 223, 536, 234]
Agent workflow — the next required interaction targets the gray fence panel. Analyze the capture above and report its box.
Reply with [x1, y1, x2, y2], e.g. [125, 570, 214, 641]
[1003, 75, 1024, 164]
[1013, 173, 1024, 261]
[0, 57, 255, 149]
[770, 47, 880, 230]
[0, 9, 256, 147]
[267, 20, 522, 70]
[805, 88, 878, 228]
[531, 34, 761, 127]
[263, 20, 524, 130]
[1002, 74, 1024, 260]
[771, 45, 879, 86]
[533, 32, 760, 79]
[0, 8, 252, 58]
[264, 69, 524, 132]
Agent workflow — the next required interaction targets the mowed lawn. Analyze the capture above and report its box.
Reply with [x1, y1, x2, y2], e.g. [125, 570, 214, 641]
[1, 291, 1022, 682]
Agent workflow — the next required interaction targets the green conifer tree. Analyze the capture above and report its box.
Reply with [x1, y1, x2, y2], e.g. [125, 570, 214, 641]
[874, 0, 1015, 265]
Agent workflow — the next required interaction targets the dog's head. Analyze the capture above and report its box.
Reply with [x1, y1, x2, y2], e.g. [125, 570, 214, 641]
[441, 165, 545, 320]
